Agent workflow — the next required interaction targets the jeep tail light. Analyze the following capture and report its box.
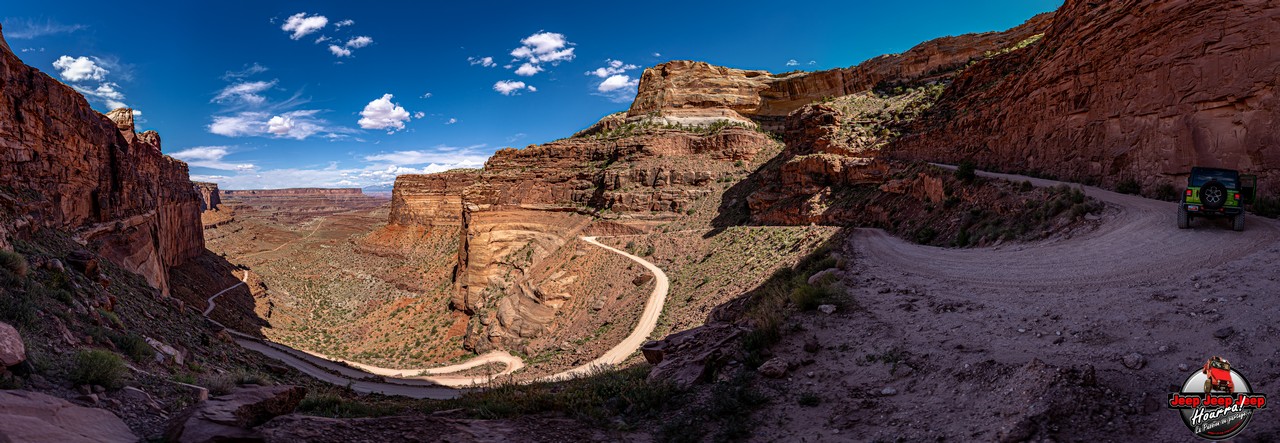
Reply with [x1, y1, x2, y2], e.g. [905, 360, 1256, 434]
[1235, 193, 1241, 200]
[1186, 189, 1193, 196]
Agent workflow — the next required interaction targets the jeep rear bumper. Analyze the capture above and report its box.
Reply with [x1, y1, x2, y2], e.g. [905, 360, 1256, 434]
[1182, 204, 1243, 216]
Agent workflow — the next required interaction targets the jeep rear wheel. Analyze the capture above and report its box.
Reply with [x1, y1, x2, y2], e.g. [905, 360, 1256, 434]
[1205, 379, 1213, 393]
[1201, 181, 1227, 210]
[1178, 205, 1190, 229]
[1234, 213, 1245, 231]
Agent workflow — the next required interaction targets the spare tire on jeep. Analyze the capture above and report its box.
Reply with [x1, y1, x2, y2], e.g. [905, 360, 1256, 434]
[1201, 180, 1227, 210]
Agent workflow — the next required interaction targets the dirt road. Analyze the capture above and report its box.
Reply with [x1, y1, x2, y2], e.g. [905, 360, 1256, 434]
[751, 168, 1280, 441]
[204, 234, 669, 398]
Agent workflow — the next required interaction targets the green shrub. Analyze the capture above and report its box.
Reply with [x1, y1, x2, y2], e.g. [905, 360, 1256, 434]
[0, 288, 37, 327]
[914, 227, 937, 244]
[1019, 180, 1034, 192]
[1154, 183, 1180, 202]
[110, 333, 154, 363]
[0, 250, 27, 278]
[798, 391, 822, 407]
[955, 161, 976, 183]
[1116, 178, 1141, 195]
[1253, 195, 1280, 219]
[70, 350, 125, 388]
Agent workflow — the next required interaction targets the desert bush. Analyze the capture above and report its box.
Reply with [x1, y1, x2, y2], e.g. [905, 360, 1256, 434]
[0, 250, 27, 278]
[1154, 183, 1180, 202]
[1253, 195, 1280, 219]
[0, 289, 37, 327]
[1116, 178, 1141, 195]
[70, 350, 125, 388]
[110, 333, 154, 363]
[798, 391, 822, 407]
[955, 161, 976, 183]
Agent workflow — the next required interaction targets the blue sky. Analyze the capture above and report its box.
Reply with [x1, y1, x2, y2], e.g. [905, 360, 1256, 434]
[5, 1, 1061, 189]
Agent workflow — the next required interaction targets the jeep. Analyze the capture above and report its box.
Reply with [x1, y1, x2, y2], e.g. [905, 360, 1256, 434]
[1203, 356, 1234, 394]
[1177, 167, 1256, 231]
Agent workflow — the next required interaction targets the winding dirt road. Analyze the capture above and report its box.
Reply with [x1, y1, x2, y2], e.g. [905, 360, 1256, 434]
[204, 235, 669, 399]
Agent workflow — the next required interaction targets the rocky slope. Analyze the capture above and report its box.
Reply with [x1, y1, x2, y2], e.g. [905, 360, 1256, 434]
[627, 13, 1051, 129]
[0, 25, 202, 296]
[891, 0, 1280, 193]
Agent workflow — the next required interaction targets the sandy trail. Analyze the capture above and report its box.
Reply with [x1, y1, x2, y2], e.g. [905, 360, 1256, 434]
[751, 167, 1280, 441]
[203, 234, 669, 398]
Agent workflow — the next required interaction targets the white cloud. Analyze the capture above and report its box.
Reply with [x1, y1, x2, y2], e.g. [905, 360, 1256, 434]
[586, 59, 639, 78]
[510, 31, 575, 64]
[209, 110, 343, 140]
[786, 59, 798, 66]
[363, 148, 488, 166]
[222, 63, 268, 80]
[282, 12, 328, 40]
[358, 94, 411, 132]
[808, 60, 817, 65]
[345, 36, 373, 48]
[335, 19, 355, 27]
[71, 82, 128, 109]
[413, 111, 426, 119]
[421, 92, 433, 98]
[493, 80, 531, 95]
[468, 56, 496, 67]
[213, 80, 276, 105]
[328, 45, 352, 57]
[52, 55, 108, 81]
[653, 52, 662, 58]
[20, 47, 45, 53]
[267, 110, 325, 139]
[514, 63, 542, 76]
[169, 146, 257, 171]
[6, 19, 87, 39]
[445, 118, 457, 125]
[527, 85, 537, 92]
[314, 35, 331, 44]
[132, 110, 142, 116]
[597, 74, 638, 92]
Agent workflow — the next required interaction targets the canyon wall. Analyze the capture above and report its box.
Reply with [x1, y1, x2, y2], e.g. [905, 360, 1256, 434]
[891, 0, 1280, 192]
[0, 24, 202, 295]
[193, 182, 221, 212]
[627, 13, 1051, 128]
[387, 171, 478, 228]
[222, 188, 363, 197]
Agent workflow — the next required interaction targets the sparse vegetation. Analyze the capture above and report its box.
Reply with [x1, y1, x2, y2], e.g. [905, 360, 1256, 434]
[1154, 183, 1180, 202]
[955, 161, 977, 183]
[1253, 194, 1280, 218]
[110, 332, 154, 363]
[797, 391, 822, 407]
[0, 250, 28, 278]
[1116, 178, 1141, 195]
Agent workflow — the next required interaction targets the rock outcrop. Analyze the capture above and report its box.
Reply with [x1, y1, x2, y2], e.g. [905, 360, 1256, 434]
[627, 14, 1051, 129]
[166, 385, 306, 443]
[891, 0, 1280, 193]
[0, 321, 23, 368]
[0, 25, 203, 296]
[193, 182, 221, 212]
[387, 171, 478, 229]
[222, 188, 363, 197]
[0, 390, 138, 443]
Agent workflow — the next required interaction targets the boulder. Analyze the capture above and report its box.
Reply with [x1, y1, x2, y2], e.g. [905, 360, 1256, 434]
[166, 385, 306, 443]
[0, 390, 137, 443]
[647, 323, 744, 389]
[0, 321, 23, 367]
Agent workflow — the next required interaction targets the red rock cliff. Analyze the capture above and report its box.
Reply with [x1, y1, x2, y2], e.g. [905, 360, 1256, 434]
[193, 182, 221, 212]
[387, 171, 479, 228]
[891, 0, 1280, 192]
[0, 24, 203, 295]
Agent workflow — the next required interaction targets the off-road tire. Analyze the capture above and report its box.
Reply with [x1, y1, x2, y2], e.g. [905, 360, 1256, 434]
[1178, 205, 1190, 229]
[1205, 379, 1213, 393]
[1233, 213, 1245, 232]
[1201, 180, 1227, 210]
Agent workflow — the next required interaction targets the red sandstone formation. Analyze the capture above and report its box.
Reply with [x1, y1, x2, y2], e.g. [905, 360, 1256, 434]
[891, 0, 1280, 192]
[0, 24, 202, 295]
[193, 182, 221, 212]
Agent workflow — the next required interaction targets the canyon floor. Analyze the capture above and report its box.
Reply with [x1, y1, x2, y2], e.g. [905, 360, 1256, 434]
[745, 170, 1280, 442]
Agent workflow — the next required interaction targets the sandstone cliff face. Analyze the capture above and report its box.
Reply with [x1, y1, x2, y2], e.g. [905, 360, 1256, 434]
[222, 188, 363, 197]
[627, 14, 1051, 128]
[387, 171, 478, 228]
[193, 182, 221, 212]
[0, 25, 202, 295]
[891, 0, 1280, 192]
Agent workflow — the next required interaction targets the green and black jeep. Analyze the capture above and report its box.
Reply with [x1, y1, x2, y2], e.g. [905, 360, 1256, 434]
[1177, 167, 1256, 231]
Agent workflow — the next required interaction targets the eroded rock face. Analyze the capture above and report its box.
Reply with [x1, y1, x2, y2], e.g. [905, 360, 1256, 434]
[0, 390, 138, 443]
[0, 29, 202, 296]
[627, 14, 1051, 128]
[193, 182, 221, 212]
[388, 171, 479, 228]
[166, 385, 306, 443]
[0, 321, 24, 367]
[891, 0, 1280, 192]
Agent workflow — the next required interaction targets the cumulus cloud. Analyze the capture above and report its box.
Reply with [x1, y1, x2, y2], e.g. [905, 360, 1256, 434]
[445, 118, 457, 125]
[510, 31, 575, 64]
[282, 12, 328, 40]
[222, 63, 268, 80]
[334, 19, 354, 27]
[328, 45, 352, 57]
[345, 36, 373, 48]
[209, 110, 344, 140]
[786, 59, 798, 66]
[213, 80, 276, 105]
[493, 80, 532, 95]
[514, 63, 542, 76]
[209, 112, 269, 137]
[358, 94, 411, 132]
[413, 111, 426, 119]
[267, 110, 327, 139]
[468, 56, 496, 67]
[597, 74, 638, 93]
[586, 59, 638, 78]
[52, 55, 108, 81]
[169, 146, 257, 171]
[421, 92, 433, 98]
